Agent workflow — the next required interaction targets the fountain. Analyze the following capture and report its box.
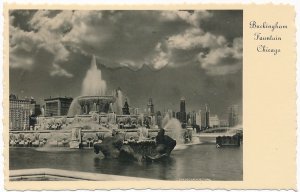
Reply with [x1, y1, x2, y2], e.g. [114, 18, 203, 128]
[162, 113, 199, 150]
[68, 55, 116, 117]
[162, 114, 184, 143]
[10, 55, 179, 158]
[82, 55, 107, 96]
[94, 128, 176, 162]
[69, 127, 82, 149]
[17, 55, 113, 150]
[114, 88, 124, 115]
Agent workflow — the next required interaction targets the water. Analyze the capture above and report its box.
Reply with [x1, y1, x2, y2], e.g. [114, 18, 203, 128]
[114, 88, 124, 115]
[163, 116, 184, 144]
[81, 55, 107, 96]
[67, 55, 107, 117]
[9, 144, 242, 180]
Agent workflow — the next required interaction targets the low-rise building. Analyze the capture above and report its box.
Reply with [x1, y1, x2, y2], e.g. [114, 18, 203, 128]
[44, 97, 73, 116]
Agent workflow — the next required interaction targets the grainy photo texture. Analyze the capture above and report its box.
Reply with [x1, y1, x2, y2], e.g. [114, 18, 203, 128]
[9, 10, 243, 181]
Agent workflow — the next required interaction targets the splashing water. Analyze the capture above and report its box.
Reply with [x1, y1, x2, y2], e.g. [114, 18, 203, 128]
[114, 88, 124, 115]
[162, 114, 201, 149]
[163, 114, 184, 144]
[67, 55, 107, 117]
[81, 55, 106, 96]
[67, 97, 80, 117]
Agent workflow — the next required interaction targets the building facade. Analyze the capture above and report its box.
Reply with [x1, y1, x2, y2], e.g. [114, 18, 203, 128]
[205, 105, 210, 128]
[176, 97, 187, 124]
[155, 111, 163, 128]
[9, 94, 31, 130]
[44, 97, 73, 116]
[147, 98, 154, 116]
[122, 99, 130, 115]
[228, 105, 239, 127]
[209, 115, 220, 128]
[195, 110, 201, 127]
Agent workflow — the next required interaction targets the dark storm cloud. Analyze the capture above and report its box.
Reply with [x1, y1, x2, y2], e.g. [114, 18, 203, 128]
[9, 10, 243, 117]
[202, 10, 243, 41]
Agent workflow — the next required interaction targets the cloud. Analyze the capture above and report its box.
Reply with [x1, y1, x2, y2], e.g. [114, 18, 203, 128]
[160, 10, 212, 26]
[197, 37, 243, 75]
[9, 10, 242, 77]
[50, 63, 73, 78]
[9, 25, 43, 69]
[167, 28, 227, 50]
[150, 27, 242, 75]
[10, 10, 73, 77]
[150, 43, 170, 70]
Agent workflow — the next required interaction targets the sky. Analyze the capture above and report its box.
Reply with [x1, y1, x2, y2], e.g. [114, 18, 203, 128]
[9, 10, 243, 120]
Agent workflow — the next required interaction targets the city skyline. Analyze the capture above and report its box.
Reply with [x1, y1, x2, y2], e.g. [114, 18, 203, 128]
[9, 10, 243, 119]
[9, 92, 240, 126]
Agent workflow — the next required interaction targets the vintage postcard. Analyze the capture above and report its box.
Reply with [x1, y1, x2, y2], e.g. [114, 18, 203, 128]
[2, 3, 297, 190]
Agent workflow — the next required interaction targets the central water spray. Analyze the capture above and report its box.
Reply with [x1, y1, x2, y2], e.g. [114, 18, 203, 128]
[67, 55, 112, 117]
[81, 55, 107, 96]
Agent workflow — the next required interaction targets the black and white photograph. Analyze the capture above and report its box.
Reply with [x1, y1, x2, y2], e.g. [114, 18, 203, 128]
[8, 9, 243, 181]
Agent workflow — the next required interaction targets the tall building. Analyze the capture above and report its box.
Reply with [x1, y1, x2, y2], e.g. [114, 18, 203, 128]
[176, 97, 187, 124]
[196, 110, 201, 127]
[180, 97, 186, 113]
[228, 105, 239, 127]
[44, 97, 73, 116]
[122, 99, 130, 115]
[147, 98, 154, 116]
[187, 111, 196, 126]
[205, 104, 210, 128]
[9, 94, 31, 130]
[156, 111, 163, 128]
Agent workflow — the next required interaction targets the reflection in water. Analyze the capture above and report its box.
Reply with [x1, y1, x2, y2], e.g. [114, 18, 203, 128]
[10, 144, 242, 180]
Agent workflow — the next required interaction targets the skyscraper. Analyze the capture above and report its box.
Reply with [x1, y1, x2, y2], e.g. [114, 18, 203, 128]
[228, 105, 239, 127]
[176, 97, 187, 124]
[180, 97, 186, 113]
[196, 110, 201, 129]
[147, 98, 154, 116]
[205, 104, 210, 128]
[156, 111, 163, 128]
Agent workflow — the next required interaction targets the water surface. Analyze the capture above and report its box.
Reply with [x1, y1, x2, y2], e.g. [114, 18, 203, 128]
[10, 144, 242, 180]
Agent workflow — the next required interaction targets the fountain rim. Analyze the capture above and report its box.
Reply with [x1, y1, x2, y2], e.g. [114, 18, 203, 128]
[77, 95, 115, 99]
[76, 95, 116, 103]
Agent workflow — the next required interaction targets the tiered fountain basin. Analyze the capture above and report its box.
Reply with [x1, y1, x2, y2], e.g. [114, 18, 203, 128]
[77, 95, 115, 114]
[9, 129, 160, 149]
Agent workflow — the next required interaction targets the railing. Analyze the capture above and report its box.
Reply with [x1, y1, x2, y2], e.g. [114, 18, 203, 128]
[10, 168, 156, 181]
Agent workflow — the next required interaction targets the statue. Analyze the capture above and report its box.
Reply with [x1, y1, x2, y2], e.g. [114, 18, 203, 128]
[69, 128, 82, 149]
[41, 107, 45, 116]
[94, 128, 176, 162]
